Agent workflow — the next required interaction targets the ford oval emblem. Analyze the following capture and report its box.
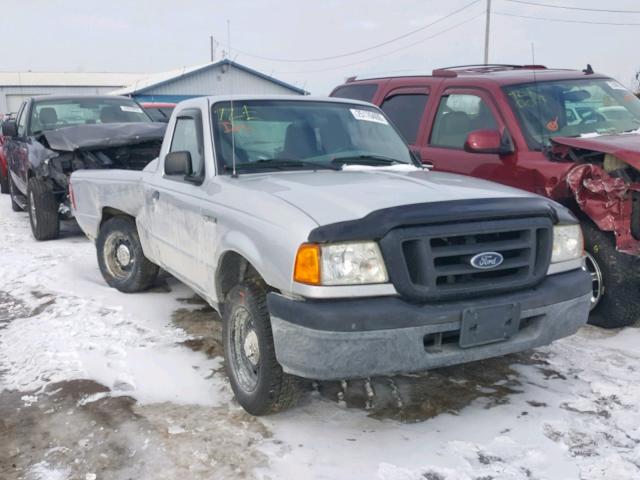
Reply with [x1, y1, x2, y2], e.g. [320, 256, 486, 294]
[470, 252, 504, 270]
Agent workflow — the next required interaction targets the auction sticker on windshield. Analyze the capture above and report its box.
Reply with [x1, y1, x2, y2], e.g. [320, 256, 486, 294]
[350, 108, 388, 124]
[606, 80, 627, 91]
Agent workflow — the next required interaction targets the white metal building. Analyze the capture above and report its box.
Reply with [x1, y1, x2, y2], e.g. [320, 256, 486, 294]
[0, 72, 145, 114]
[112, 60, 307, 102]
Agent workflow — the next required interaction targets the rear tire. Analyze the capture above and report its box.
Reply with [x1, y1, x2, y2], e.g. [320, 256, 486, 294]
[96, 216, 159, 293]
[28, 177, 60, 240]
[9, 174, 22, 212]
[582, 222, 640, 328]
[0, 168, 8, 194]
[223, 282, 301, 415]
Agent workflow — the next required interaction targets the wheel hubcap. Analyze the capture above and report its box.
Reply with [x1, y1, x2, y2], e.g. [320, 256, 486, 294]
[229, 307, 260, 392]
[103, 233, 135, 280]
[583, 252, 604, 310]
[116, 244, 132, 267]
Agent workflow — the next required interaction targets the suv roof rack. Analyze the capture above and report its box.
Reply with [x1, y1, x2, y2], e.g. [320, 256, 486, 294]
[432, 64, 547, 77]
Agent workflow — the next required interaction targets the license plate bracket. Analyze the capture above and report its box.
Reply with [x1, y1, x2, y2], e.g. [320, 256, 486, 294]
[459, 303, 521, 348]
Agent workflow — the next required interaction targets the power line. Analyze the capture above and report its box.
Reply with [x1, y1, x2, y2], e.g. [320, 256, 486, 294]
[494, 11, 640, 25]
[273, 12, 485, 75]
[228, 0, 481, 63]
[503, 0, 640, 14]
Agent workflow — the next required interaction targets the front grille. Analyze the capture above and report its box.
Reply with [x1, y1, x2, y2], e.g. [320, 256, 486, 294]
[380, 217, 553, 302]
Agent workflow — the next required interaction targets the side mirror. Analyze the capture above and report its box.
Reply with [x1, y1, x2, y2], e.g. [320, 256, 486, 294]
[165, 151, 193, 176]
[2, 121, 18, 137]
[464, 129, 513, 155]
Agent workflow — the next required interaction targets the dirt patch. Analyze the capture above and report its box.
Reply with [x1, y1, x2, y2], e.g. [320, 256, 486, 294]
[0, 379, 270, 480]
[171, 301, 223, 360]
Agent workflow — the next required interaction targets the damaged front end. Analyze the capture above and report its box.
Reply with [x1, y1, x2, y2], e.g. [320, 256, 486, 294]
[34, 123, 165, 218]
[552, 134, 640, 255]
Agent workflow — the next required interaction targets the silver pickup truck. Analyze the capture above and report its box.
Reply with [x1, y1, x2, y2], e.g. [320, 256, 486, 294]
[70, 95, 591, 415]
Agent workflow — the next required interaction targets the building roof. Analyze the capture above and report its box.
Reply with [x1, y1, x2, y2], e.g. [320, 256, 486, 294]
[0, 71, 145, 87]
[112, 59, 307, 96]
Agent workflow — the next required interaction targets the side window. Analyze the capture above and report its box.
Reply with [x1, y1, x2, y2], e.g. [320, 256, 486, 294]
[380, 94, 428, 144]
[331, 84, 378, 102]
[17, 103, 28, 136]
[168, 115, 204, 179]
[430, 93, 498, 149]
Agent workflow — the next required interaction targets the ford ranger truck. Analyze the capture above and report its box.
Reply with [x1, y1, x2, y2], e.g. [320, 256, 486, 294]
[332, 65, 640, 328]
[69, 96, 591, 415]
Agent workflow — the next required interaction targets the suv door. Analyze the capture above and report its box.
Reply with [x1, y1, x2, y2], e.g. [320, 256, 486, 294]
[420, 89, 520, 187]
[142, 108, 210, 289]
[6, 101, 31, 193]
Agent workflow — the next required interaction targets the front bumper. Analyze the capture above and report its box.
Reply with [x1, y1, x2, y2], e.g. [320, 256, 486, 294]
[267, 269, 591, 380]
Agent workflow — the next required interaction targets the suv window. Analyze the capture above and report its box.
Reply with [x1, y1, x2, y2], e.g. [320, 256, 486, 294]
[380, 94, 428, 143]
[431, 93, 498, 149]
[169, 115, 204, 178]
[17, 103, 28, 136]
[331, 84, 378, 102]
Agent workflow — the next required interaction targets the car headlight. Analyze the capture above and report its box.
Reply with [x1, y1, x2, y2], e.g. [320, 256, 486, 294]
[551, 224, 583, 263]
[294, 241, 388, 285]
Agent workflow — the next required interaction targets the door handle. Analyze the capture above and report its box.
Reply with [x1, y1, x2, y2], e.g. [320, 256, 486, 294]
[422, 160, 435, 169]
[152, 190, 160, 201]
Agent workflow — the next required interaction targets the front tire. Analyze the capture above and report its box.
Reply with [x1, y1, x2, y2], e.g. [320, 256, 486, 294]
[223, 283, 301, 415]
[27, 177, 60, 240]
[582, 222, 640, 328]
[96, 216, 159, 293]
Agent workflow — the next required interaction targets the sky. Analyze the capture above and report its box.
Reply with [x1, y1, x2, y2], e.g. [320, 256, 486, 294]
[1, 0, 639, 94]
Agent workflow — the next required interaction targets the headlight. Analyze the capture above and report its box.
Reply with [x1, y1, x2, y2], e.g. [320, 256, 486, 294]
[551, 224, 583, 263]
[294, 241, 388, 285]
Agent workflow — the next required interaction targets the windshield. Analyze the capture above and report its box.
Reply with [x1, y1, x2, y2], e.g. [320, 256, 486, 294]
[503, 78, 640, 149]
[211, 100, 414, 172]
[30, 97, 151, 135]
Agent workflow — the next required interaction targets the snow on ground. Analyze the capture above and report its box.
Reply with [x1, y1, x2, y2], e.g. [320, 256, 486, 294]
[1, 200, 640, 480]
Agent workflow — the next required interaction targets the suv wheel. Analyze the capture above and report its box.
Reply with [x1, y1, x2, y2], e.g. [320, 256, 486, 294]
[27, 177, 60, 240]
[96, 216, 159, 292]
[582, 222, 640, 328]
[223, 282, 301, 415]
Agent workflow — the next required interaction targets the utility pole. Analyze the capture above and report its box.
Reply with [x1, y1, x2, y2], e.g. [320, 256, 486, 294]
[484, 0, 491, 64]
[210, 36, 215, 62]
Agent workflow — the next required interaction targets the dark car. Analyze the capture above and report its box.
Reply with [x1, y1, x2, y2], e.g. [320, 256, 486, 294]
[331, 64, 640, 328]
[3, 95, 166, 240]
[140, 102, 176, 123]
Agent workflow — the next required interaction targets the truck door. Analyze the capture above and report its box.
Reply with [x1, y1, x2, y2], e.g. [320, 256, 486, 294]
[419, 88, 521, 187]
[142, 108, 210, 289]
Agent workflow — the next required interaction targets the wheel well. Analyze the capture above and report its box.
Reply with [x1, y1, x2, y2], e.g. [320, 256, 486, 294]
[217, 252, 265, 302]
[101, 207, 134, 226]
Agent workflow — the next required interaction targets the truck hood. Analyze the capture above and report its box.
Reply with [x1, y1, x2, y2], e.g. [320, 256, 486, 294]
[233, 168, 541, 226]
[552, 133, 640, 170]
[41, 122, 166, 152]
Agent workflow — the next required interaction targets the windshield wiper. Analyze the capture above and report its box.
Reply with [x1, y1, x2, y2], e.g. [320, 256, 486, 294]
[223, 158, 339, 172]
[331, 155, 405, 167]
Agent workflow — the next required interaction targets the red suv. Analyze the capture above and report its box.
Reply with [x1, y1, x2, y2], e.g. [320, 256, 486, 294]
[332, 65, 640, 328]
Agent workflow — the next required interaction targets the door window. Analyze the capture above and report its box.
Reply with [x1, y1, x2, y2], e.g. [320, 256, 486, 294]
[380, 94, 428, 143]
[16, 103, 28, 136]
[430, 93, 498, 149]
[331, 84, 378, 102]
[169, 115, 204, 179]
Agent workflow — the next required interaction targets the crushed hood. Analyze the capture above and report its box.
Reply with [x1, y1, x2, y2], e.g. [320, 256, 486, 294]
[41, 122, 166, 152]
[231, 168, 543, 226]
[552, 133, 640, 170]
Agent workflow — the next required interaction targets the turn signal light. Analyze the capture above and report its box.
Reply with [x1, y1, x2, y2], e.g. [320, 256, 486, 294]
[294, 243, 320, 285]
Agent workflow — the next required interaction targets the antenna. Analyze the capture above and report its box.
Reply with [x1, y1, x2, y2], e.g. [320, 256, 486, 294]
[228, 19, 237, 178]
